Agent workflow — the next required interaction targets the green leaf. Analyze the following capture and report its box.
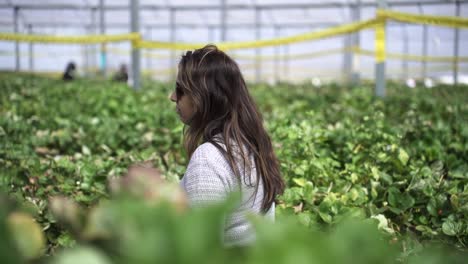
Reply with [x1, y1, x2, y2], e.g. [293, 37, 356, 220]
[370, 167, 380, 180]
[371, 214, 394, 234]
[387, 187, 415, 211]
[415, 225, 437, 235]
[387, 187, 399, 208]
[57, 232, 77, 248]
[292, 178, 307, 187]
[51, 246, 111, 264]
[441, 220, 461, 236]
[297, 212, 312, 227]
[426, 198, 438, 217]
[7, 212, 45, 260]
[82, 145, 91, 156]
[318, 211, 332, 224]
[281, 187, 303, 204]
[398, 148, 409, 166]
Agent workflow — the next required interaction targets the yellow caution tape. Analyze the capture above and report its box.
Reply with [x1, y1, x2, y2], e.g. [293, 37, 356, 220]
[137, 40, 206, 50]
[146, 63, 468, 78]
[0, 9, 466, 65]
[223, 19, 380, 50]
[394, 53, 468, 63]
[4, 45, 466, 64]
[136, 10, 466, 53]
[232, 47, 349, 61]
[142, 68, 174, 75]
[137, 19, 380, 50]
[143, 52, 171, 59]
[7, 71, 63, 78]
[351, 48, 376, 57]
[234, 46, 468, 63]
[0, 50, 81, 59]
[374, 20, 386, 63]
[354, 47, 468, 63]
[108, 48, 170, 59]
[378, 9, 468, 29]
[0, 32, 140, 44]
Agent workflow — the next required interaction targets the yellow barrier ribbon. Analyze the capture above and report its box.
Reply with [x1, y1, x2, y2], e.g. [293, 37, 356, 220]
[0, 32, 140, 44]
[355, 48, 468, 63]
[232, 47, 348, 61]
[0, 9, 466, 64]
[378, 9, 468, 29]
[106, 48, 170, 59]
[374, 19, 386, 63]
[137, 19, 380, 51]
[4, 45, 465, 64]
[235, 46, 468, 63]
[137, 41, 205, 50]
[0, 50, 75, 59]
[142, 68, 174, 75]
[0, 46, 370, 62]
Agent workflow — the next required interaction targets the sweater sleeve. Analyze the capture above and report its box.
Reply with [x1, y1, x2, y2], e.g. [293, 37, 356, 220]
[181, 143, 235, 207]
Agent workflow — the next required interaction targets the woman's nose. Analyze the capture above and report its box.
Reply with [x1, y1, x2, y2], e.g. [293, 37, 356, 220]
[169, 91, 177, 102]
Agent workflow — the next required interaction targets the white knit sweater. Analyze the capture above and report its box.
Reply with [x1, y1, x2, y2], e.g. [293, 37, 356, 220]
[180, 141, 275, 246]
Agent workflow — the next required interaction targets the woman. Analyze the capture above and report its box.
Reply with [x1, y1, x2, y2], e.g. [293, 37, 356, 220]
[169, 44, 284, 246]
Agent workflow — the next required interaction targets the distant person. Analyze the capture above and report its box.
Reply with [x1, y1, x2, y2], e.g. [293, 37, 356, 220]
[62, 62, 76, 81]
[113, 64, 129, 83]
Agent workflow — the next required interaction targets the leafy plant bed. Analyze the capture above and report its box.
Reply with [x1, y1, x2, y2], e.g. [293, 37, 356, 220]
[0, 74, 467, 262]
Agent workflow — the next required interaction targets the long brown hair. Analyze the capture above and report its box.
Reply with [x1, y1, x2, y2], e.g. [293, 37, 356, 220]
[176, 44, 284, 212]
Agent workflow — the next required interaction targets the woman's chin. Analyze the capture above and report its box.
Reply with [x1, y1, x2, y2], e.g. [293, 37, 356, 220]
[178, 116, 188, 125]
[181, 117, 193, 126]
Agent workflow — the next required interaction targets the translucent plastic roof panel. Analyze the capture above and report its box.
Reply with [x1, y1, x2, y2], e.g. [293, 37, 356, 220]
[1, 0, 465, 27]
[1, 0, 467, 83]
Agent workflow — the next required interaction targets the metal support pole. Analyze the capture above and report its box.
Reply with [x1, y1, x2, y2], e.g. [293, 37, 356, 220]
[343, 2, 355, 85]
[351, 0, 361, 85]
[422, 25, 428, 80]
[169, 8, 176, 81]
[99, 0, 107, 76]
[131, 0, 141, 89]
[402, 24, 409, 81]
[85, 25, 94, 76]
[83, 26, 90, 76]
[82, 40, 88, 76]
[375, 0, 387, 97]
[220, 0, 227, 41]
[343, 33, 352, 85]
[454, 0, 460, 85]
[91, 8, 97, 75]
[274, 25, 279, 84]
[28, 24, 34, 71]
[14, 6, 20, 72]
[418, 4, 428, 81]
[255, 7, 261, 83]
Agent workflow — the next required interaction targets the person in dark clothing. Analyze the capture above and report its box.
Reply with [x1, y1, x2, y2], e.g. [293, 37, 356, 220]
[62, 62, 76, 81]
[113, 64, 129, 83]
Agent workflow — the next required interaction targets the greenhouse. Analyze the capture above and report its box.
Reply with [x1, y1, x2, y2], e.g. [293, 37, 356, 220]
[0, 0, 467, 263]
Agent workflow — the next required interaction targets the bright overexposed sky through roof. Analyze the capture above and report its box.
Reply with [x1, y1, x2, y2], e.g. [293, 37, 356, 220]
[0, 0, 467, 83]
